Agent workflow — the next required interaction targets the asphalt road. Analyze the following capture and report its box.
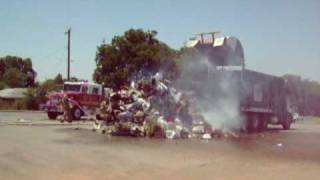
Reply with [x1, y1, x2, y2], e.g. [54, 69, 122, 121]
[0, 111, 320, 180]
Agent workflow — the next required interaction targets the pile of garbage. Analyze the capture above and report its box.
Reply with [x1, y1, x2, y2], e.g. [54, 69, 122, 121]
[93, 73, 228, 139]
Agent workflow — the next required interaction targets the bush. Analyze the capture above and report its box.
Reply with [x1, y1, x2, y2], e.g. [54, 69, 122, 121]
[2, 68, 26, 88]
[0, 76, 62, 110]
[0, 100, 12, 110]
[13, 99, 27, 110]
[23, 88, 40, 110]
[0, 82, 8, 90]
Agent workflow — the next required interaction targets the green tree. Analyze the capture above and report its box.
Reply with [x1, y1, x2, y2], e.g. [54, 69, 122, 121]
[22, 77, 63, 110]
[0, 56, 36, 88]
[2, 68, 26, 87]
[54, 73, 64, 85]
[23, 88, 39, 110]
[283, 74, 320, 116]
[93, 29, 178, 89]
[0, 60, 5, 78]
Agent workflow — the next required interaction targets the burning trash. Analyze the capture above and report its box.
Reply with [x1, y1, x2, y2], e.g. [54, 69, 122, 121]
[92, 73, 235, 140]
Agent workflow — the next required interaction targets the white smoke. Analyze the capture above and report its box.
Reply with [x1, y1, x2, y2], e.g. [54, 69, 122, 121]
[201, 72, 242, 130]
[176, 53, 243, 130]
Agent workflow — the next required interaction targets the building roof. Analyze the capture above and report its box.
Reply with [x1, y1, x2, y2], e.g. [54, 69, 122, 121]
[0, 88, 28, 99]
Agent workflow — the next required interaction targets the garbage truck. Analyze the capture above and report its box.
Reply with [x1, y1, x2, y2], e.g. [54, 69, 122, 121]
[185, 32, 293, 132]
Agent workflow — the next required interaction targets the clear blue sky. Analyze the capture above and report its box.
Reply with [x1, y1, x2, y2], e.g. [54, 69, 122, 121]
[0, 0, 319, 82]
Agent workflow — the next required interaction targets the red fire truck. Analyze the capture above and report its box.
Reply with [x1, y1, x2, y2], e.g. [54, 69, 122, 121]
[44, 81, 104, 120]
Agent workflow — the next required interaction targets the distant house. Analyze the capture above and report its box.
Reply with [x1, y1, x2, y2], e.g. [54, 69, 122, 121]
[0, 88, 28, 102]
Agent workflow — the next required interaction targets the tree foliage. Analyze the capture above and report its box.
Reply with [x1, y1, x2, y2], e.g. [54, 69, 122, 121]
[93, 29, 178, 89]
[2, 68, 26, 87]
[283, 74, 320, 116]
[22, 75, 64, 110]
[0, 56, 36, 88]
[54, 73, 64, 85]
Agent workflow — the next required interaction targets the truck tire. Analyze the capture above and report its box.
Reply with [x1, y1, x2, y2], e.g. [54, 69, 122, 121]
[246, 114, 259, 133]
[257, 120, 267, 131]
[282, 113, 292, 130]
[47, 112, 58, 120]
[258, 115, 268, 131]
[72, 107, 82, 120]
[282, 120, 291, 130]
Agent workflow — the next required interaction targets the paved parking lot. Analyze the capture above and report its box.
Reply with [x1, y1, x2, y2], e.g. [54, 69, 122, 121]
[0, 111, 320, 180]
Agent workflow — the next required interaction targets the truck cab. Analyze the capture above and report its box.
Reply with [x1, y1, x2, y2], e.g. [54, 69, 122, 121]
[45, 81, 104, 120]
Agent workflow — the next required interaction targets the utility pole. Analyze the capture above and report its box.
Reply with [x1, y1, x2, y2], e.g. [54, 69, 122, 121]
[65, 28, 71, 81]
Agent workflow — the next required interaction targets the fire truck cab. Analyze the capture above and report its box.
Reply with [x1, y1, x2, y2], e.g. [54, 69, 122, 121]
[45, 81, 104, 120]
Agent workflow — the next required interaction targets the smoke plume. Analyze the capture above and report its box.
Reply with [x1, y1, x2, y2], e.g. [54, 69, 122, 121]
[176, 53, 243, 130]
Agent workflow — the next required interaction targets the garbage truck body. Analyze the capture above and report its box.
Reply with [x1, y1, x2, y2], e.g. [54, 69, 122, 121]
[185, 33, 293, 131]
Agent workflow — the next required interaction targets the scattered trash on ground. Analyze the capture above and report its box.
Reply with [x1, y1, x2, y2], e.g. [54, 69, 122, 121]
[18, 118, 27, 122]
[92, 73, 239, 140]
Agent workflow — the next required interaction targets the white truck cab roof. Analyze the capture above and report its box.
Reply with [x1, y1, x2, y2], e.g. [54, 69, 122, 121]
[63, 81, 103, 95]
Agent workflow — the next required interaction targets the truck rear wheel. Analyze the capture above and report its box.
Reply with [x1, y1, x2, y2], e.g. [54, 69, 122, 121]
[282, 120, 291, 130]
[47, 112, 58, 120]
[246, 114, 259, 133]
[258, 115, 268, 131]
[257, 120, 266, 132]
[282, 113, 292, 130]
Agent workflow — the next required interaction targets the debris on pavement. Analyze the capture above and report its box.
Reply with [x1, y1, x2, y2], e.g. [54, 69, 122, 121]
[18, 118, 26, 122]
[277, 143, 283, 147]
[202, 133, 212, 140]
